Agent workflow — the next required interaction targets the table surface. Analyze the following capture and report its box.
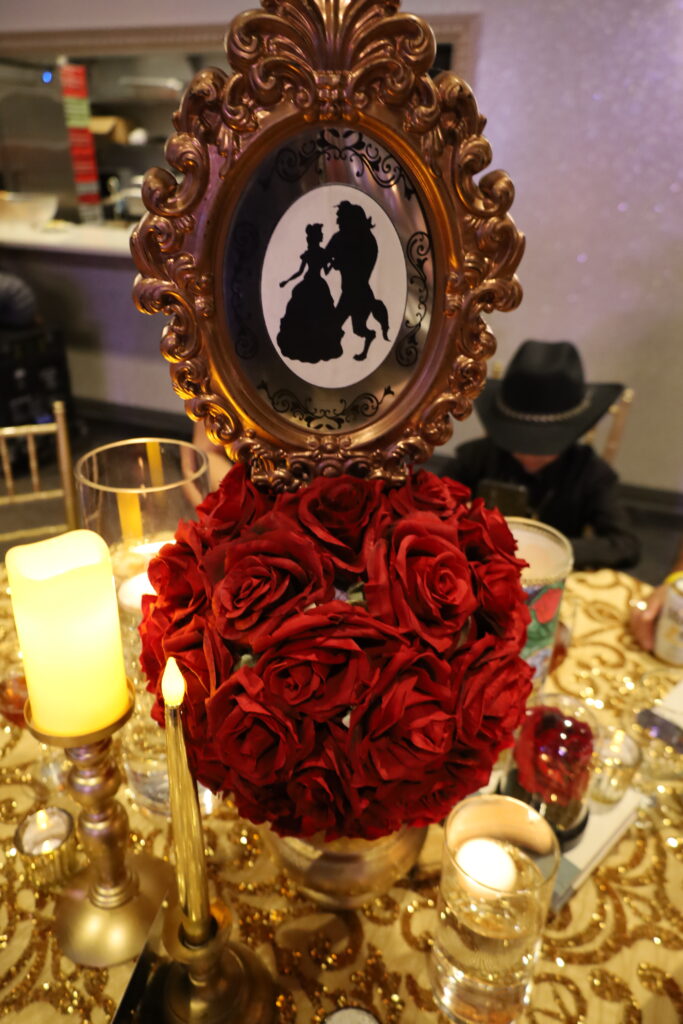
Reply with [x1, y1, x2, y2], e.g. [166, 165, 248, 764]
[0, 569, 681, 1024]
[0, 221, 134, 258]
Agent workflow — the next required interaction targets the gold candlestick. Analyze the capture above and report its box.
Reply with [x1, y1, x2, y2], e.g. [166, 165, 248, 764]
[25, 684, 172, 968]
[163, 663, 212, 946]
[161, 659, 276, 1024]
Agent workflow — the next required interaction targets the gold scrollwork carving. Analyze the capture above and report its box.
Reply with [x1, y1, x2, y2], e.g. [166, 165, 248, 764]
[132, 0, 524, 488]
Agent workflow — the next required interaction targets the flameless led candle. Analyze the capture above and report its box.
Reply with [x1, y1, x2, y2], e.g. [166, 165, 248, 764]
[6, 530, 130, 738]
[145, 440, 165, 488]
[116, 490, 144, 542]
[454, 837, 517, 899]
[162, 657, 212, 947]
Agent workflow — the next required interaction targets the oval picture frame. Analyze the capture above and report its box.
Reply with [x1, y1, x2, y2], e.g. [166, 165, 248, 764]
[132, 0, 524, 489]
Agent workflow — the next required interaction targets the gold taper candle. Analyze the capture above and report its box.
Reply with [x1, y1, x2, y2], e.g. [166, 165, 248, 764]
[162, 657, 212, 947]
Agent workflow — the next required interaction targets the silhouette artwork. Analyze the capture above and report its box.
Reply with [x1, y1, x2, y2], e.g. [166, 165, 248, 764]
[323, 201, 390, 361]
[277, 223, 343, 363]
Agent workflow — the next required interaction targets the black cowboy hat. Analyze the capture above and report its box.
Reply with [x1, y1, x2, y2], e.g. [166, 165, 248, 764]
[475, 340, 623, 456]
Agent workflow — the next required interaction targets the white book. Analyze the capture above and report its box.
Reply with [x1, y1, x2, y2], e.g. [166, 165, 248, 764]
[551, 788, 644, 913]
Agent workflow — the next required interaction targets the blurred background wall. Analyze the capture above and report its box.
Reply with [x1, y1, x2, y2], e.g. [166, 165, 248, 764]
[1, 0, 682, 494]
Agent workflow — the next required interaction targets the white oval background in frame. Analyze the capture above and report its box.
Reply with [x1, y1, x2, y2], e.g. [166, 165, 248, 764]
[261, 183, 407, 389]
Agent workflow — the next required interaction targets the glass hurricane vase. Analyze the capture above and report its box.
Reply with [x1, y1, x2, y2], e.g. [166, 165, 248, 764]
[265, 826, 428, 910]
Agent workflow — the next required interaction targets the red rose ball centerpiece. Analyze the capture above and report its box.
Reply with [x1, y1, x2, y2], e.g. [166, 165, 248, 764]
[140, 466, 533, 906]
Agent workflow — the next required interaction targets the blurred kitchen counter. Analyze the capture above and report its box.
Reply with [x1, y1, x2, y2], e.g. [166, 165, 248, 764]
[0, 219, 182, 424]
[0, 219, 135, 258]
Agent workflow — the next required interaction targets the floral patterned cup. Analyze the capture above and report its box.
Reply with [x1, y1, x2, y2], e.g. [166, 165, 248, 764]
[506, 518, 574, 691]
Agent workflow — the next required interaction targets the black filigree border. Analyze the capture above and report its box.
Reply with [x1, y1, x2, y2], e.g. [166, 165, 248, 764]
[228, 222, 260, 359]
[396, 231, 431, 368]
[264, 128, 416, 201]
[258, 382, 395, 430]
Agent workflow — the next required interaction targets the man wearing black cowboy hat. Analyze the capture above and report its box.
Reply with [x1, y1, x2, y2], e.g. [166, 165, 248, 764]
[448, 340, 640, 570]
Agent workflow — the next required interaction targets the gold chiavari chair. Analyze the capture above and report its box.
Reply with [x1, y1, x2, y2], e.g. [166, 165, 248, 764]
[583, 385, 635, 467]
[0, 400, 78, 543]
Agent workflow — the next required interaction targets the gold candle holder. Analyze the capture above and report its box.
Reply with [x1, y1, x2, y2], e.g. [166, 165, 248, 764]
[25, 683, 173, 968]
[161, 659, 275, 1024]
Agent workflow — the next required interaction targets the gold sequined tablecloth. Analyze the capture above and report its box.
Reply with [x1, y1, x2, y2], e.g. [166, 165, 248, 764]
[0, 569, 682, 1024]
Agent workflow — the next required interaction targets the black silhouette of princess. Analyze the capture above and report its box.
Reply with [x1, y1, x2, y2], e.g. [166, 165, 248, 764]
[277, 223, 343, 363]
[323, 201, 390, 361]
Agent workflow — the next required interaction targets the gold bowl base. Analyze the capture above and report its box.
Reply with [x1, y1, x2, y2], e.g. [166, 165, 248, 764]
[56, 852, 173, 968]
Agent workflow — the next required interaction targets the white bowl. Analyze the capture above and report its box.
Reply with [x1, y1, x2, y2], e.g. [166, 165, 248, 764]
[0, 192, 59, 228]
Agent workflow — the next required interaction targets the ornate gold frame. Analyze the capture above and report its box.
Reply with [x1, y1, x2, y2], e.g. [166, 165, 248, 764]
[132, 0, 523, 488]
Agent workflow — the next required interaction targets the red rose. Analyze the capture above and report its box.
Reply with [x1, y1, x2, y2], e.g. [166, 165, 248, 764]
[283, 733, 352, 837]
[143, 611, 234, 739]
[167, 622, 234, 733]
[252, 601, 403, 721]
[441, 476, 474, 505]
[458, 499, 521, 563]
[139, 596, 171, 693]
[207, 666, 316, 788]
[275, 474, 386, 574]
[351, 647, 455, 784]
[453, 635, 532, 755]
[515, 705, 594, 805]
[473, 555, 530, 643]
[362, 760, 491, 833]
[147, 521, 211, 613]
[347, 781, 406, 837]
[198, 462, 273, 542]
[388, 471, 471, 520]
[211, 514, 334, 644]
[365, 512, 477, 654]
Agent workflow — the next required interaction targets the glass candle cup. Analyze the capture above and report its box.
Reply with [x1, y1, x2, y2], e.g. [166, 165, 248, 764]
[429, 794, 560, 1024]
[506, 518, 574, 691]
[500, 693, 597, 849]
[590, 726, 642, 804]
[74, 438, 210, 815]
[15, 806, 78, 887]
[624, 667, 683, 787]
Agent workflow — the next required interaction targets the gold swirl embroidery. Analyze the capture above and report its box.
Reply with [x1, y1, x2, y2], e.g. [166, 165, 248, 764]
[0, 569, 681, 1021]
[638, 964, 683, 1018]
[526, 972, 589, 1022]
[590, 969, 641, 1023]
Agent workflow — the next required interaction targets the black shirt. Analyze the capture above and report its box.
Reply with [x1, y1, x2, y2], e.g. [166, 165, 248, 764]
[447, 439, 640, 570]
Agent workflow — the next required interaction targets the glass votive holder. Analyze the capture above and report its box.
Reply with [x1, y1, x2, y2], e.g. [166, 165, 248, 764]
[429, 794, 560, 1024]
[624, 668, 683, 786]
[500, 693, 597, 848]
[74, 437, 210, 816]
[14, 806, 78, 888]
[590, 726, 642, 804]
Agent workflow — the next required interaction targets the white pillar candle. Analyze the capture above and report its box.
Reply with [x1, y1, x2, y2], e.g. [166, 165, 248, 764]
[455, 837, 517, 899]
[6, 530, 129, 738]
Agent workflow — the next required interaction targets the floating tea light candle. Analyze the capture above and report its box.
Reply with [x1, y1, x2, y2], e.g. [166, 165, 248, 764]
[455, 837, 518, 899]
